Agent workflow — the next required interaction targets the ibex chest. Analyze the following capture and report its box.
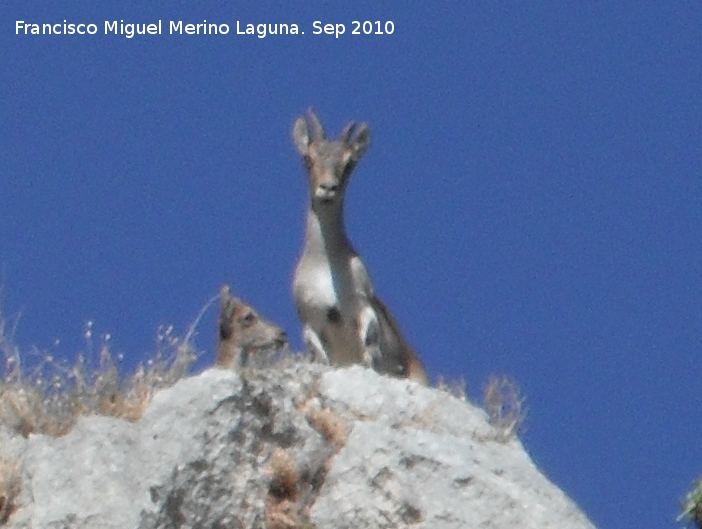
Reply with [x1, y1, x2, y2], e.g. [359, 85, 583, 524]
[293, 251, 367, 322]
[293, 249, 371, 365]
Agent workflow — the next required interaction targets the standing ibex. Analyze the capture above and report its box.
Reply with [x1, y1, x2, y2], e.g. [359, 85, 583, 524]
[216, 285, 288, 369]
[291, 111, 428, 384]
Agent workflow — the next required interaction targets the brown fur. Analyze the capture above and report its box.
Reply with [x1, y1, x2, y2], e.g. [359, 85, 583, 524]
[216, 285, 287, 368]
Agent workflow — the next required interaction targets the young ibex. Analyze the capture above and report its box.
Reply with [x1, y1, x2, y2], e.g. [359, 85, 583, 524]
[216, 285, 288, 369]
[291, 111, 429, 384]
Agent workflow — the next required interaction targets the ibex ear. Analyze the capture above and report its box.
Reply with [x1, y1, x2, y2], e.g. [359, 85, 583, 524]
[220, 284, 232, 305]
[219, 285, 235, 328]
[292, 117, 310, 155]
[351, 123, 370, 159]
[220, 284, 242, 313]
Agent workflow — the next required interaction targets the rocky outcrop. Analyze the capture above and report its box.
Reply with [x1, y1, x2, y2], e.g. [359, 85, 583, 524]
[0, 362, 596, 529]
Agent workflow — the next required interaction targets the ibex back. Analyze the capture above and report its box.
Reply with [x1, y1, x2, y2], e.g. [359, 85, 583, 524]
[216, 285, 288, 369]
[291, 111, 428, 384]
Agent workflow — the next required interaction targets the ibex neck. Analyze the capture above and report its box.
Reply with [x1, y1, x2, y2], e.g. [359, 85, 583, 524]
[216, 341, 242, 368]
[304, 202, 353, 258]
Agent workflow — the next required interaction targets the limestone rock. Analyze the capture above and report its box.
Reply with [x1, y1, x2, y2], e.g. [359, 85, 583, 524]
[0, 363, 596, 529]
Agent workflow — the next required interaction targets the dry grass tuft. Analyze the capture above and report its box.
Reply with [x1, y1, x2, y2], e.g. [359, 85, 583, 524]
[265, 497, 301, 529]
[0, 458, 20, 525]
[0, 295, 213, 437]
[483, 375, 527, 442]
[306, 408, 348, 450]
[266, 448, 304, 529]
[267, 448, 299, 500]
[436, 376, 467, 401]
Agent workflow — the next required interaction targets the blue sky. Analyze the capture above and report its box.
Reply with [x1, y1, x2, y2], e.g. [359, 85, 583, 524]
[2, 3, 701, 528]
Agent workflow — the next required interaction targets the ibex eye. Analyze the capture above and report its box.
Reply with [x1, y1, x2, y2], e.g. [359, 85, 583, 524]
[326, 307, 341, 324]
[242, 312, 256, 326]
[303, 154, 314, 171]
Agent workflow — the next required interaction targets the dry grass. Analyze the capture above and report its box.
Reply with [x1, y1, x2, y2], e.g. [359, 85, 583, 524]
[483, 375, 527, 443]
[265, 497, 301, 529]
[436, 376, 468, 401]
[266, 448, 302, 529]
[0, 457, 20, 525]
[267, 448, 299, 500]
[305, 408, 348, 450]
[0, 296, 214, 437]
[293, 383, 348, 451]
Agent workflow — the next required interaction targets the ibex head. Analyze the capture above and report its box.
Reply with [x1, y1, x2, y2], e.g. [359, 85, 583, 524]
[293, 110, 370, 207]
[217, 285, 288, 368]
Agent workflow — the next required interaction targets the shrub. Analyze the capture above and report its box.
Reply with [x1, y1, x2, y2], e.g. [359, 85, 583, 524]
[679, 477, 702, 528]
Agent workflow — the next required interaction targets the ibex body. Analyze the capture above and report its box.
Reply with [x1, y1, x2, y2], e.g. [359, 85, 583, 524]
[292, 111, 428, 384]
[216, 285, 288, 369]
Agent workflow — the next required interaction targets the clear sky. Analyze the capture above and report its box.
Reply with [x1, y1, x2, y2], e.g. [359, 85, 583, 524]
[2, 3, 701, 528]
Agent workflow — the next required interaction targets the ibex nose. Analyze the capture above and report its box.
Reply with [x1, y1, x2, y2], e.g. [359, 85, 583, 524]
[316, 181, 339, 202]
[319, 182, 338, 193]
[276, 330, 288, 348]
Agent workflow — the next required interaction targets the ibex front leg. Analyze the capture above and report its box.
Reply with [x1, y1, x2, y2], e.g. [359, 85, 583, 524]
[302, 324, 331, 364]
[358, 304, 382, 368]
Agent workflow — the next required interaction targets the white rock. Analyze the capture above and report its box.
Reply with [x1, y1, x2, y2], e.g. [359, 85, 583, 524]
[0, 363, 596, 529]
